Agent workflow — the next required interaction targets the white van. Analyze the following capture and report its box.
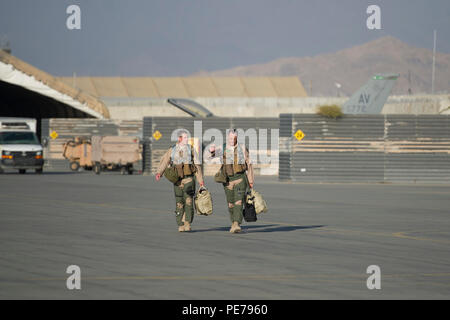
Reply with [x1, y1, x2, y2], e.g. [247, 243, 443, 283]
[0, 117, 44, 174]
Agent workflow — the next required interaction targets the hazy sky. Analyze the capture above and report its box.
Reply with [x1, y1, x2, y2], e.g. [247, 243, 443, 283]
[1, 0, 449, 76]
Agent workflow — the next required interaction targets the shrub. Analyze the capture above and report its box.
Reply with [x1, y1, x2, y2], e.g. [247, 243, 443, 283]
[316, 105, 343, 119]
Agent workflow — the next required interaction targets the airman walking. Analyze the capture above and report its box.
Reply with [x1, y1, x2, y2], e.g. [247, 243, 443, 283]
[155, 130, 204, 232]
[207, 129, 254, 233]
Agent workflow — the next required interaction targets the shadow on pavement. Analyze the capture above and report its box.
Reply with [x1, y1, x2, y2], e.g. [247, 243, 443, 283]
[192, 224, 324, 234]
[243, 224, 324, 233]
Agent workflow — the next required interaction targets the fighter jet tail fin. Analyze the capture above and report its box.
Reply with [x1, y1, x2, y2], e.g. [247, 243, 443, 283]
[342, 74, 399, 114]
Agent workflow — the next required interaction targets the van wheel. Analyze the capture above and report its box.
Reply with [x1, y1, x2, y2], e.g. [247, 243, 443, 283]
[19, 169, 26, 174]
[36, 168, 43, 174]
[94, 163, 101, 175]
[128, 165, 133, 175]
[70, 161, 80, 171]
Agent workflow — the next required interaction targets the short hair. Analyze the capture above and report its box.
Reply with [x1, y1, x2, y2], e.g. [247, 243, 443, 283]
[228, 128, 237, 135]
[177, 129, 188, 137]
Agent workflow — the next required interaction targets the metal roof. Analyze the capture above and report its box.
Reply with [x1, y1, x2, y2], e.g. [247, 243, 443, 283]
[57, 76, 308, 98]
[0, 50, 110, 119]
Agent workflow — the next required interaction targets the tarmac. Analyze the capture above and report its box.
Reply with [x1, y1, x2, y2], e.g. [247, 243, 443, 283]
[0, 169, 449, 299]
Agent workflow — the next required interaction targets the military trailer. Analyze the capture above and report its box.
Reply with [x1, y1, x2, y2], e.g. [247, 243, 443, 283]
[91, 136, 141, 175]
[62, 137, 93, 171]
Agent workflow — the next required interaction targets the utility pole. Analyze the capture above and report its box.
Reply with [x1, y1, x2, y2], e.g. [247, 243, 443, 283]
[0, 35, 11, 54]
[431, 30, 437, 94]
[408, 70, 412, 95]
[72, 72, 77, 88]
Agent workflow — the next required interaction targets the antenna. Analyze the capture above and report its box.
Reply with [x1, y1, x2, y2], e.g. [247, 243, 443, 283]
[431, 30, 437, 94]
[408, 70, 412, 95]
[0, 35, 11, 54]
[335, 82, 342, 97]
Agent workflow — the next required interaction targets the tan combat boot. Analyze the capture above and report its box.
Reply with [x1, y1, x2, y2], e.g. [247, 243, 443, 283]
[184, 221, 191, 232]
[230, 221, 241, 233]
[179, 213, 187, 232]
[234, 222, 241, 233]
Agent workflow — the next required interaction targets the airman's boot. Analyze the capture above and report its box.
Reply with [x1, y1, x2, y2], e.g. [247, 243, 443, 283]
[178, 225, 185, 232]
[230, 221, 241, 233]
[234, 221, 241, 233]
[184, 221, 191, 232]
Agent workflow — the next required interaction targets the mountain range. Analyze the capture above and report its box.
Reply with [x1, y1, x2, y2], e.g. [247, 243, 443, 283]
[193, 36, 450, 96]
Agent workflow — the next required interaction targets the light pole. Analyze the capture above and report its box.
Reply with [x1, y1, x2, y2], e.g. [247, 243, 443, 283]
[335, 82, 342, 97]
[432, 30, 437, 94]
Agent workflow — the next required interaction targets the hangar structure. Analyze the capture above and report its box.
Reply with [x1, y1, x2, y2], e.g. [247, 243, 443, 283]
[57, 76, 308, 98]
[1, 50, 310, 123]
[0, 50, 110, 127]
[56, 76, 308, 118]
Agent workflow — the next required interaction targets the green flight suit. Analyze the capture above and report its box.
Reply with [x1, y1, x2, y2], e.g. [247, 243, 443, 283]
[174, 177, 196, 226]
[223, 172, 248, 224]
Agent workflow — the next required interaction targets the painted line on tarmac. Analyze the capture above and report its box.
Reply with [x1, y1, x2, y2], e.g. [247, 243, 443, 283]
[392, 231, 450, 244]
[318, 227, 450, 244]
[259, 215, 450, 245]
[260, 218, 450, 245]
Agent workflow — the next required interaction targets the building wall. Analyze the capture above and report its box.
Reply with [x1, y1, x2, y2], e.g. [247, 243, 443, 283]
[279, 114, 450, 183]
[105, 95, 450, 119]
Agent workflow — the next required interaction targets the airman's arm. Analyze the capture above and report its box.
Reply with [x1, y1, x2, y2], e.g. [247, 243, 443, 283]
[244, 146, 254, 187]
[193, 149, 204, 186]
[156, 148, 172, 176]
[205, 144, 223, 163]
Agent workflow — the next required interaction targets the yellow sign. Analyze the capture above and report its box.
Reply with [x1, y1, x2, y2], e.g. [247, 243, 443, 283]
[50, 131, 59, 140]
[294, 129, 305, 141]
[153, 130, 162, 141]
[189, 137, 200, 157]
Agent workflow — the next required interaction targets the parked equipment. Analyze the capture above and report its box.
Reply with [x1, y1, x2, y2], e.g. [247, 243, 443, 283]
[91, 136, 141, 175]
[62, 137, 92, 171]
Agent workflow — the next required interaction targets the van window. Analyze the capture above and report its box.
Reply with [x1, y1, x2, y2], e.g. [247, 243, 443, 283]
[0, 132, 40, 145]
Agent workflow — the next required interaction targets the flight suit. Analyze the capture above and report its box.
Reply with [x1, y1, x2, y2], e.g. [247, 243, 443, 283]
[156, 143, 204, 228]
[207, 143, 254, 229]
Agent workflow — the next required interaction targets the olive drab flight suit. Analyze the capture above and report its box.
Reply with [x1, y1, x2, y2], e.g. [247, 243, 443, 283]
[156, 143, 204, 228]
[208, 143, 254, 226]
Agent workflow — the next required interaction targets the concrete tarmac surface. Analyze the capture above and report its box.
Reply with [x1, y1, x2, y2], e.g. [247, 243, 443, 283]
[0, 171, 449, 299]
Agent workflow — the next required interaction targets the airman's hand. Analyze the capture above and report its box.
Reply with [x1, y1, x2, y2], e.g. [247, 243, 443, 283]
[249, 183, 254, 189]
[209, 144, 216, 156]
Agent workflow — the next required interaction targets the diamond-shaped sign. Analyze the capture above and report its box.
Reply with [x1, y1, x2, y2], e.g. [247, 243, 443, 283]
[153, 130, 162, 141]
[50, 131, 59, 140]
[294, 129, 305, 141]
